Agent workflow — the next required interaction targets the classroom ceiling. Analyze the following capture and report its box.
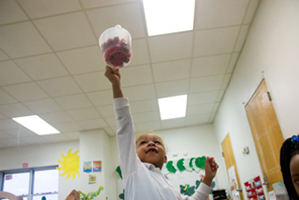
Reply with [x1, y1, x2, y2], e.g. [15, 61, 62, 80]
[0, 0, 260, 149]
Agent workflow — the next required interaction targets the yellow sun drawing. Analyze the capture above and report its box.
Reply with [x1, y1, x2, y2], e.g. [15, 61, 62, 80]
[57, 149, 80, 180]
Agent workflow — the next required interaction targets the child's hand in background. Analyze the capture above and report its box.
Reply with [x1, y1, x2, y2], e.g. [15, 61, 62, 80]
[104, 66, 121, 86]
[202, 156, 219, 186]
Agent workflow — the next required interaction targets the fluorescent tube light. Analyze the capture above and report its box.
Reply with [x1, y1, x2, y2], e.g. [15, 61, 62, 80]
[142, 0, 195, 36]
[158, 95, 187, 120]
[12, 115, 60, 135]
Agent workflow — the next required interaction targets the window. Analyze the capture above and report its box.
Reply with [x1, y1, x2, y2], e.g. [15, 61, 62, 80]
[0, 166, 58, 200]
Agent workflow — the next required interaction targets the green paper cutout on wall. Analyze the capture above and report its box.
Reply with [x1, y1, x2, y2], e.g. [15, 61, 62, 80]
[177, 158, 186, 171]
[180, 178, 216, 196]
[195, 156, 206, 169]
[116, 166, 122, 179]
[57, 149, 80, 180]
[166, 161, 177, 173]
[189, 157, 195, 170]
[115, 156, 208, 176]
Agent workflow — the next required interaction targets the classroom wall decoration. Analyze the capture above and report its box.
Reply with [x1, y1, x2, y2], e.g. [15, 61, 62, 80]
[57, 149, 80, 180]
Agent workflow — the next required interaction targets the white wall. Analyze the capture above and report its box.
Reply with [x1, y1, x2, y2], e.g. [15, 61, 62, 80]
[0, 141, 80, 200]
[213, 0, 299, 199]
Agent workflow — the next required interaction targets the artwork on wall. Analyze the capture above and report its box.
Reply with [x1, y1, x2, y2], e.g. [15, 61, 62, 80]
[57, 149, 80, 180]
[78, 186, 104, 200]
[93, 161, 102, 173]
[83, 161, 92, 173]
[88, 174, 96, 185]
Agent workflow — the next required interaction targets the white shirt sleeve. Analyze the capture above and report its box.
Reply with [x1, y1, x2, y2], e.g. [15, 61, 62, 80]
[114, 97, 142, 183]
[180, 183, 211, 200]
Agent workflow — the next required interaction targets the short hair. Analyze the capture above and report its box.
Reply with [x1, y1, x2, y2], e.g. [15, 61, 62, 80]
[280, 135, 299, 200]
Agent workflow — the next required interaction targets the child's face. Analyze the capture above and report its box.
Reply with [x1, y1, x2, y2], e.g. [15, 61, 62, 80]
[290, 154, 299, 196]
[136, 133, 167, 170]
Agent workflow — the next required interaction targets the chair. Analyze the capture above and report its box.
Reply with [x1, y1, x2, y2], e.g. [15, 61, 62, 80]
[0, 191, 23, 200]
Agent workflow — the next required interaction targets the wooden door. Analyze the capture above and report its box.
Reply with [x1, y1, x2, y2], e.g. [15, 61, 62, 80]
[221, 134, 244, 200]
[245, 79, 284, 191]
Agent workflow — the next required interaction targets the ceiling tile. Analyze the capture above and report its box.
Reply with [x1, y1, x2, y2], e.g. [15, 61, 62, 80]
[188, 91, 219, 106]
[0, 138, 28, 147]
[52, 121, 83, 132]
[23, 99, 63, 114]
[221, 74, 232, 89]
[37, 77, 82, 97]
[57, 46, 104, 75]
[0, 0, 28, 25]
[0, 88, 17, 105]
[209, 112, 217, 122]
[0, 49, 9, 61]
[189, 75, 224, 93]
[103, 127, 115, 136]
[103, 117, 117, 127]
[195, 0, 249, 29]
[135, 121, 162, 133]
[64, 131, 80, 140]
[39, 111, 74, 124]
[132, 111, 160, 123]
[0, 103, 34, 118]
[0, 130, 15, 139]
[87, 3, 146, 39]
[244, 0, 260, 24]
[193, 26, 240, 57]
[34, 12, 97, 51]
[121, 65, 153, 87]
[234, 25, 250, 52]
[130, 99, 159, 114]
[148, 32, 193, 63]
[129, 39, 150, 66]
[0, 61, 32, 86]
[155, 79, 189, 98]
[161, 118, 185, 129]
[187, 103, 214, 116]
[216, 90, 225, 102]
[0, 119, 21, 130]
[20, 136, 48, 144]
[74, 72, 111, 93]
[212, 103, 220, 113]
[67, 107, 101, 121]
[3, 82, 49, 102]
[186, 114, 210, 126]
[41, 133, 70, 143]
[0, 22, 52, 58]
[4, 128, 36, 138]
[87, 90, 113, 107]
[97, 105, 115, 118]
[54, 94, 93, 110]
[0, 113, 7, 120]
[15, 54, 69, 80]
[226, 53, 239, 73]
[152, 59, 191, 83]
[122, 84, 156, 101]
[191, 54, 230, 77]
[18, 0, 81, 19]
[81, 0, 137, 9]
[78, 118, 107, 130]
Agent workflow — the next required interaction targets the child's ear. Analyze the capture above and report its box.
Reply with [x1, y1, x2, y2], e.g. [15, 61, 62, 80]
[164, 155, 167, 163]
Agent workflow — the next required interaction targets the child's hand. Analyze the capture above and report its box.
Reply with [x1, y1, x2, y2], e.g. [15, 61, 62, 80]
[202, 156, 219, 186]
[104, 66, 121, 86]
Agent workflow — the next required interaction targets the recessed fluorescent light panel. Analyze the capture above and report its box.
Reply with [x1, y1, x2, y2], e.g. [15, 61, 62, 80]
[158, 95, 187, 120]
[12, 115, 60, 135]
[142, 0, 195, 36]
